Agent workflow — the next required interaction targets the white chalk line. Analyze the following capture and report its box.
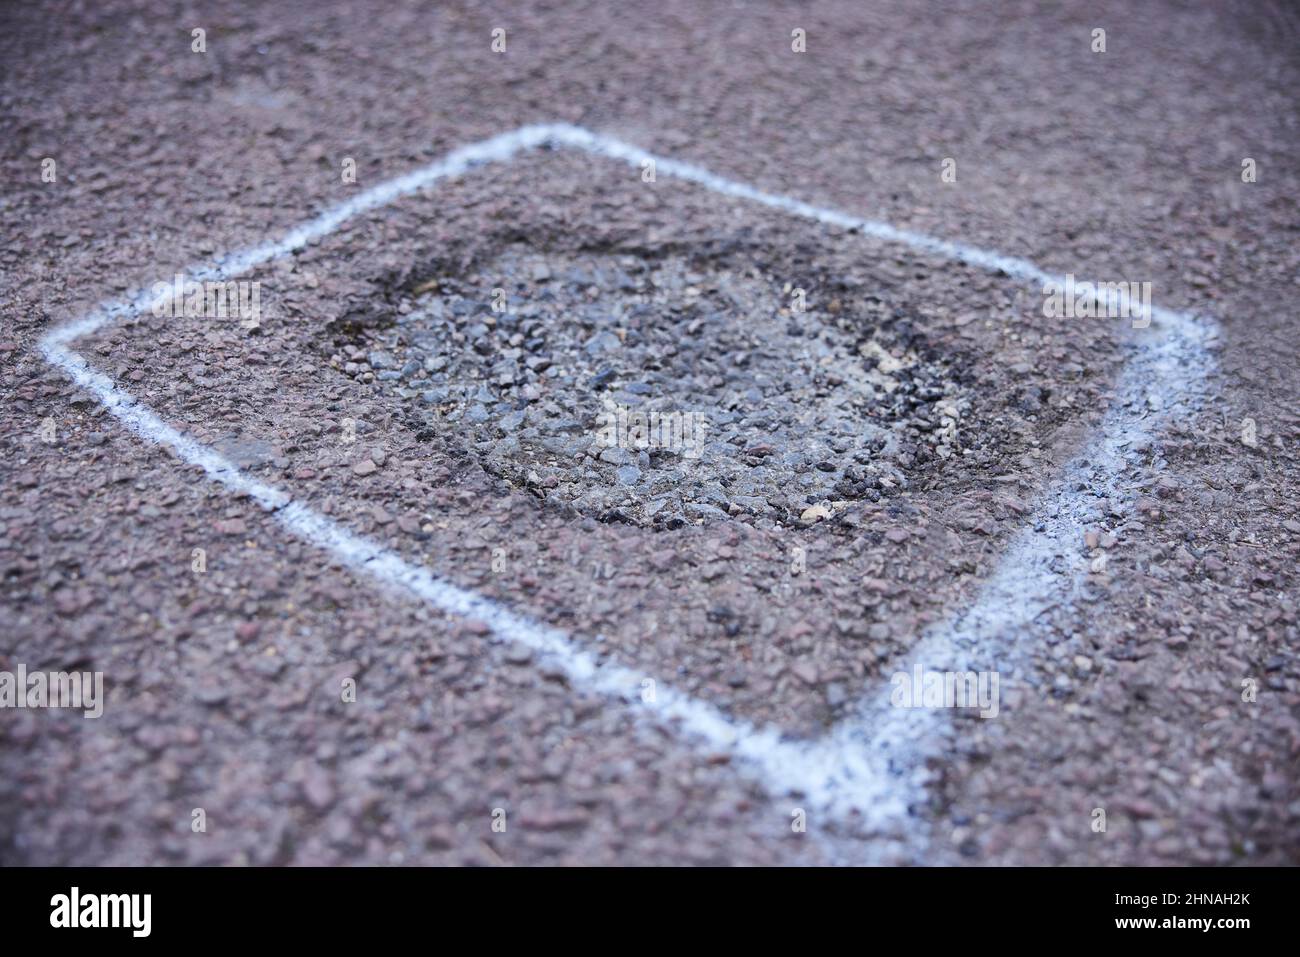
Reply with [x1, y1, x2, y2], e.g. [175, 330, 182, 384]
[38, 123, 1217, 840]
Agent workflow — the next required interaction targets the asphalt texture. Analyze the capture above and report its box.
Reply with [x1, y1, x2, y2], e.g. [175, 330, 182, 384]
[1, 0, 1298, 865]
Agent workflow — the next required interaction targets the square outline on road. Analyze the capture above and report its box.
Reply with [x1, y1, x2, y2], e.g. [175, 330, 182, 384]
[39, 123, 1214, 833]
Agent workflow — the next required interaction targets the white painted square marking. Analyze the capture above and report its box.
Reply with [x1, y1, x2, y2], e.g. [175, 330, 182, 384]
[40, 124, 1216, 832]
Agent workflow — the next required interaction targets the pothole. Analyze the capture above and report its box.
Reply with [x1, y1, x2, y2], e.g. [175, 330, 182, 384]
[332, 246, 977, 528]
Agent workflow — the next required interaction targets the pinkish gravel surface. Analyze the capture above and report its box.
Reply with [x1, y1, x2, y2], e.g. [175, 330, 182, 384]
[1, 0, 1298, 866]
